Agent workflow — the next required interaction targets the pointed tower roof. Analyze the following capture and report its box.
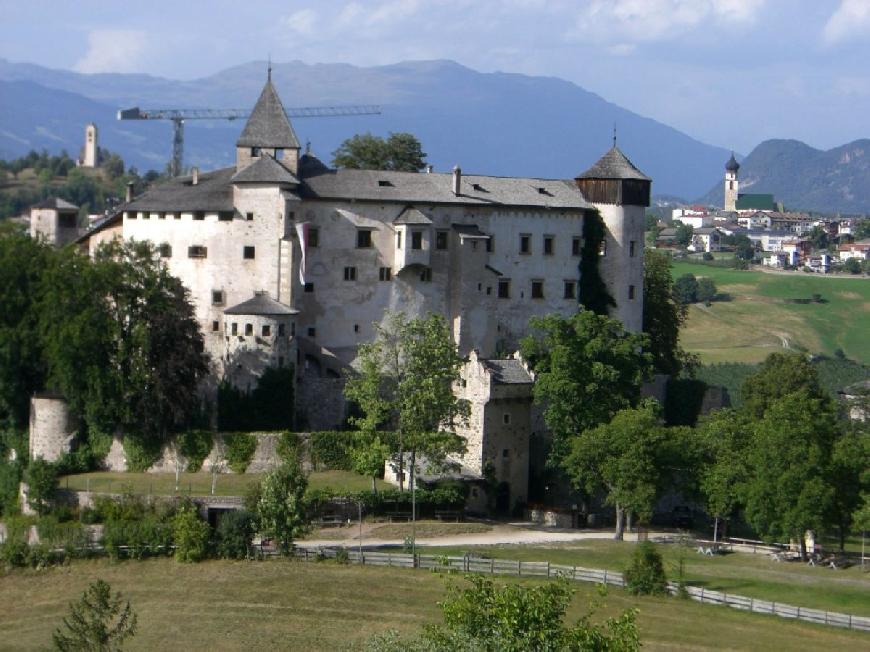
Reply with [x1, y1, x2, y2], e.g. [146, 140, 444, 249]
[237, 79, 300, 149]
[231, 154, 299, 185]
[725, 152, 740, 172]
[575, 146, 650, 181]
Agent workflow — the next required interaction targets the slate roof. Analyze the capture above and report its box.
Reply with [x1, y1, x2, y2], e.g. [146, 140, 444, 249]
[32, 197, 79, 211]
[393, 206, 432, 225]
[231, 155, 299, 185]
[237, 80, 300, 149]
[300, 166, 591, 210]
[451, 224, 488, 237]
[482, 359, 533, 385]
[224, 293, 299, 316]
[725, 152, 740, 172]
[575, 146, 650, 181]
[125, 168, 236, 212]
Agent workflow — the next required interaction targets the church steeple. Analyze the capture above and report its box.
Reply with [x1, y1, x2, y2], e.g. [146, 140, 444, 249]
[724, 151, 739, 211]
[235, 73, 300, 174]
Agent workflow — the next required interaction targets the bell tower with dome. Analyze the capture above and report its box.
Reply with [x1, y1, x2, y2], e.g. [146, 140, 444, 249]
[724, 152, 740, 212]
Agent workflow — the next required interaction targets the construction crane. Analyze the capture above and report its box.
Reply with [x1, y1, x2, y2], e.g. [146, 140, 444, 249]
[117, 104, 382, 177]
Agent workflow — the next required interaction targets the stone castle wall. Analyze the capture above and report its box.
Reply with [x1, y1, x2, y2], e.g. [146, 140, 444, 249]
[29, 396, 77, 462]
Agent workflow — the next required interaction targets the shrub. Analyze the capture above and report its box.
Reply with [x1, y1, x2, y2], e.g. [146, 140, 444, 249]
[696, 277, 717, 303]
[309, 431, 354, 471]
[102, 516, 173, 560]
[178, 429, 213, 472]
[172, 504, 211, 563]
[0, 457, 22, 516]
[624, 541, 667, 595]
[224, 432, 257, 473]
[122, 435, 164, 472]
[702, 252, 714, 261]
[335, 547, 350, 564]
[215, 510, 255, 560]
[277, 431, 300, 464]
[672, 273, 698, 305]
[24, 457, 58, 515]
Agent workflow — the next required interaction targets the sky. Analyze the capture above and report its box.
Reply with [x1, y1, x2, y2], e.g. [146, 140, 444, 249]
[2, 0, 869, 153]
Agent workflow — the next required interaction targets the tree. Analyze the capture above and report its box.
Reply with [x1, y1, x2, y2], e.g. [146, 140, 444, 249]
[642, 250, 695, 376]
[521, 311, 652, 465]
[256, 460, 309, 555]
[696, 277, 717, 304]
[674, 222, 694, 246]
[740, 352, 828, 418]
[671, 273, 698, 305]
[52, 579, 137, 651]
[743, 391, 839, 559]
[730, 233, 755, 262]
[624, 541, 667, 595]
[172, 503, 211, 562]
[843, 258, 862, 274]
[808, 225, 828, 251]
[332, 132, 427, 172]
[215, 509, 255, 559]
[563, 400, 676, 540]
[366, 576, 640, 652]
[25, 457, 58, 516]
[344, 312, 468, 492]
[828, 428, 869, 551]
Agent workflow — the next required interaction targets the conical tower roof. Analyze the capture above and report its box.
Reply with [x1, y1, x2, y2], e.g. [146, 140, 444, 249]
[237, 78, 300, 149]
[575, 146, 650, 181]
[725, 152, 740, 172]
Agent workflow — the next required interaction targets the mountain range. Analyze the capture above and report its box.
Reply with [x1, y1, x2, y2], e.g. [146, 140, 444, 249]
[1, 58, 868, 213]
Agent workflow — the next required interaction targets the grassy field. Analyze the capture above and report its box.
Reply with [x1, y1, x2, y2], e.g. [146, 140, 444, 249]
[1, 558, 867, 651]
[431, 540, 870, 616]
[367, 521, 491, 538]
[671, 261, 870, 364]
[58, 470, 373, 496]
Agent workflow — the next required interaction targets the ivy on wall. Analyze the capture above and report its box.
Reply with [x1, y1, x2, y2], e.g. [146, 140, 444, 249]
[217, 365, 295, 432]
[223, 432, 257, 474]
[578, 209, 616, 316]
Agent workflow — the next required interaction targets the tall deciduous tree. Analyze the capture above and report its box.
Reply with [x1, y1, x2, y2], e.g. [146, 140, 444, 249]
[520, 311, 652, 463]
[332, 132, 427, 172]
[741, 352, 828, 417]
[256, 460, 309, 555]
[642, 250, 695, 376]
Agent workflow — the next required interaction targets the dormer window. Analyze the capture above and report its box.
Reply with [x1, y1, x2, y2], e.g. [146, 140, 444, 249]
[251, 147, 261, 157]
[275, 148, 284, 159]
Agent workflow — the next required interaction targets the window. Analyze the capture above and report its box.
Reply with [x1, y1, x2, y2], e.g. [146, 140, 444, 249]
[502, 448, 510, 458]
[486, 236, 493, 252]
[158, 243, 172, 258]
[211, 321, 219, 332]
[193, 211, 205, 221]
[379, 267, 392, 281]
[246, 212, 254, 221]
[262, 324, 271, 337]
[142, 212, 150, 220]
[219, 212, 234, 222]
[378, 179, 393, 187]
[498, 279, 511, 299]
[354, 324, 360, 333]
[520, 234, 531, 254]
[308, 227, 319, 248]
[628, 285, 636, 300]
[243, 246, 256, 260]
[563, 281, 576, 299]
[172, 213, 180, 220]
[436, 230, 448, 250]
[543, 235, 554, 255]
[343, 266, 357, 281]
[420, 267, 432, 282]
[356, 229, 373, 248]
[275, 148, 283, 159]
[188, 245, 207, 258]
[531, 280, 544, 299]
[244, 324, 253, 336]
[304, 282, 314, 293]
[158, 212, 166, 220]
[599, 239, 607, 256]
[126, 212, 136, 220]
[231, 323, 238, 336]
[211, 290, 224, 305]
[307, 327, 316, 337]
[411, 230, 423, 250]
[251, 147, 261, 157]
[278, 323, 285, 337]
[572, 236, 582, 256]
[396, 231, 403, 249]
[629, 240, 636, 257]
[502, 413, 511, 425]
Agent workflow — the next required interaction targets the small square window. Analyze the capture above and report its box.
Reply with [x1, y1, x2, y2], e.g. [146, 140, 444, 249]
[572, 237, 582, 256]
[251, 147, 261, 157]
[420, 267, 432, 282]
[308, 227, 319, 248]
[262, 324, 271, 337]
[231, 323, 238, 336]
[193, 211, 205, 221]
[142, 212, 150, 220]
[158, 212, 166, 220]
[246, 212, 254, 221]
[158, 243, 172, 258]
[245, 324, 253, 336]
[503, 414, 511, 425]
[379, 267, 392, 281]
[412, 231, 423, 250]
[599, 240, 607, 256]
[344, 266, 357, 281]
[629, 240, 636, 257]
[211, 321, 219, 332]
[354, 324, 360, 333]
[126, 212, 136, 220]
[278, 323, 286, 337]
[543, 235, 554, 255]
[628, 285, 636, 300]
[188, 245, 207, 258]
[172, 213, 180, 220]
[212, 290, 224, 305]
[564, 281, 576, 300]
[243, 246, 256, 259]
[307, 327, 316, 337]
[498, 279, 510, 299]
[502, 448, 510, 458]
[436, 230, 448, 250]
[396, 231, 403, 249]
[520, 234, 531, 254]
[531, 280, 544, 299]
[357, 230, 373, 248]
[304, 282, 314, 293]
[219, 212, 233, 222]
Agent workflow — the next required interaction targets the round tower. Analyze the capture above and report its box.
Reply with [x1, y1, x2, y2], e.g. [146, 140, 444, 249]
[574, 143, 651, 333]
[82, 123, 98, 168]
[724, 152, 740, 212]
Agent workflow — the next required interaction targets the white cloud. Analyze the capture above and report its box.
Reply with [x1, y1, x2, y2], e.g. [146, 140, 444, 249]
[823, 0, 870, 45]
[282, 9, 318, 37]
[74, 29, 147, 74]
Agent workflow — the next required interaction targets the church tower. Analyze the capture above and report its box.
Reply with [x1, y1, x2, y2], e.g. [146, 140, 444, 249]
[724, 152, 740, 212]
[574, 142, 650, 333]
[235, 71, 301, 174]
[81, 123, 98, 168]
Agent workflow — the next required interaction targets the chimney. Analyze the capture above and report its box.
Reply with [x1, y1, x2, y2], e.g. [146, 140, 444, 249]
[125, 181, 134, 203]
[452, 164, 461, 196]
[191, 167, 199, 185]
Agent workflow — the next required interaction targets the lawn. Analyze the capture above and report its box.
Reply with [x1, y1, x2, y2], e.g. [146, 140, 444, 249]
[430, 539, 870, 616]
[671, 261, 870, 364]
[0, 558, 867, 651]
[58, 470, 373, 497]
[367, 521, 492, 539]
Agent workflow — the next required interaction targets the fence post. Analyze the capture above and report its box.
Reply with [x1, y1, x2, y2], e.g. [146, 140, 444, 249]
[797, 606, 801, 620]
[603, 569, 608, 584]
[700, 587, 705, 602]
[518, 560, 522, 576]
[491, 558, 494, 574]
[573, 566, 577, 581]
[547, 561, 550, 577]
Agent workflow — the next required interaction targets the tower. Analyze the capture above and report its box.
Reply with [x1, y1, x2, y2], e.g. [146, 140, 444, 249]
[574, 142, 650, 333]
[82, 123, 98, 168]
[724, 152, 740, 212]
[235, 72, 301, 174]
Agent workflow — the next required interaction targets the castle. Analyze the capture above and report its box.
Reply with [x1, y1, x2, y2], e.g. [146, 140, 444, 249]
[69, 74, 650, 506]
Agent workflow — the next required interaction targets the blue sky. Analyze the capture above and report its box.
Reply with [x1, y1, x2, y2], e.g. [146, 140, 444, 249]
[2, 0, 869, 153]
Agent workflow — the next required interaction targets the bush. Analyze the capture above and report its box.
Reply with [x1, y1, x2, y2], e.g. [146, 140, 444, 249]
[215, 510, 255, 560]
[224, 432, 257, 473]
[696, 277, 717, 303]
[103, 516, 173, 560]
[624, 541, 667, 595]
[277, 431, 300, 464]
[672, 274, 698, 305]
[24, 457, 58, 515]
[178, 429, 213, 472]
[172, 504, 210, 562]
[309, 431, 354, 471]
[702, 252, 714, 261]
[0, 458, 22, 516]
[122, 435, 164, 472]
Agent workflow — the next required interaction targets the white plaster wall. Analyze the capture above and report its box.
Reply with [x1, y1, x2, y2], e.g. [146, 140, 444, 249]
[595, 203, 644, 333]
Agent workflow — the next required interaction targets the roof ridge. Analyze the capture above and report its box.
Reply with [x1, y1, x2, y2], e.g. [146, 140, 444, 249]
[237, 79, 300, 149]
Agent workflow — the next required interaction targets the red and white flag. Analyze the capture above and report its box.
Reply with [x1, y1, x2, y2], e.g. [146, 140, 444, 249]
[295, 221, 309, 285]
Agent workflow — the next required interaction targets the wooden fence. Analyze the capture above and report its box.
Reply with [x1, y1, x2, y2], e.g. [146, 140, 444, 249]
[296, 547, 870, 633]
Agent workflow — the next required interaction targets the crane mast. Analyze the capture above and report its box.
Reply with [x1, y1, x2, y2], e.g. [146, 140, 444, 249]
[117, 105, 382, 177]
